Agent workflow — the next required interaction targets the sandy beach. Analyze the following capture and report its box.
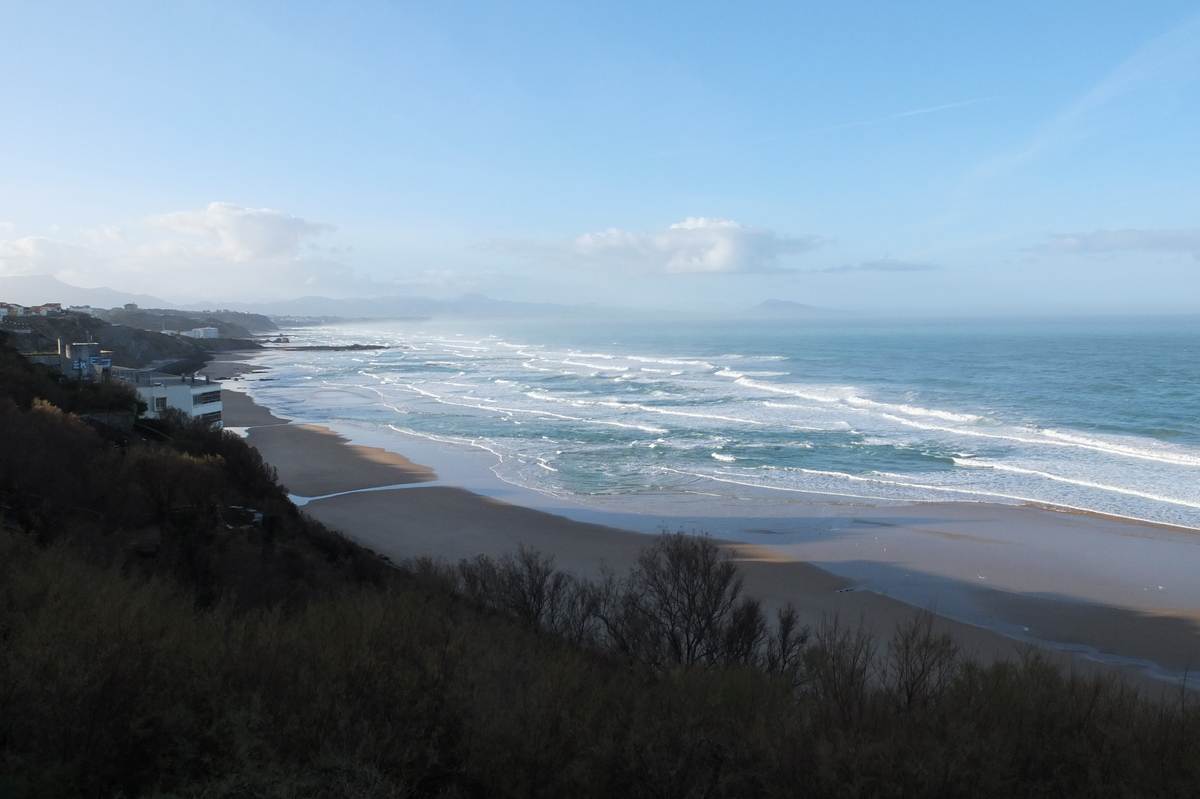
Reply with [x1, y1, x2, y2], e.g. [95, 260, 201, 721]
[208, 351, 1200, 690]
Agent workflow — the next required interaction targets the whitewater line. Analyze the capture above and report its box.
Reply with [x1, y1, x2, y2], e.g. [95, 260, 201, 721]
[290, 481, 445, 506]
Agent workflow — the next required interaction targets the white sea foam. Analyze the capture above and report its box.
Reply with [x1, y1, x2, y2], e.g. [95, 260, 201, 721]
[847, 397, 988, 424]
[1040, 429, 1200, 468]
[706, 464, 1047, 505]
[565, 351, 616, 359]
[561, 359, 616, 370]
[381, 380, 672, 434]
[524, 391, 766, 427]
[872, 413, 1200, 470]
[959, 459, 1200, 509]
[734, 377, 990, 424]
[627, 355, 716, 369]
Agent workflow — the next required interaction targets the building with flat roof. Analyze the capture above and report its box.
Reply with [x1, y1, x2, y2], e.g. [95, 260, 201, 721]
[112, 369, 223, 428]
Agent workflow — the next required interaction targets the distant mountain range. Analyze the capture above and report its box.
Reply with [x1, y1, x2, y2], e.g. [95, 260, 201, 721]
[742, 299, 841, 318]
[188, 292, 602, 320]
[0, 275, 170, 309]
[0, 275, 603, 321]
[1, 275, 844, 323]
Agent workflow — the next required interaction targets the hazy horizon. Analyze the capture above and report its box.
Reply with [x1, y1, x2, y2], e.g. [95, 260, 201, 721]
[2, 2, 1199, 314]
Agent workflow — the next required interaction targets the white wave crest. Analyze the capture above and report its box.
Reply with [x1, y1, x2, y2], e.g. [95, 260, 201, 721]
[1040, 430, 1200, 468]
[627, 355, 716, 368]
[737, 377, 988, 423]
[958, 459, 1200, 509]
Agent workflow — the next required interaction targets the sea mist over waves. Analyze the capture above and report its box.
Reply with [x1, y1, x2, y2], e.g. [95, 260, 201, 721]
[242, 316, 1200, 529]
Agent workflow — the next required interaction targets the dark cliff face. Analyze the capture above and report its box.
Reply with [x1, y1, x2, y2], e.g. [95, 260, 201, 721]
[6, 314, 258, 369]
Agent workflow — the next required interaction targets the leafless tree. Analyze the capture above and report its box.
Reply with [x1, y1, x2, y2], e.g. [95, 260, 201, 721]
[765, 603, 809, 679]
[883, 610, 961, 712]
[806, 612, 878, 724]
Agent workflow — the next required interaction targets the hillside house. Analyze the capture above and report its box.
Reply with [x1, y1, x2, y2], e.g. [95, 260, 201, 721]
[113, 369, 223, 428]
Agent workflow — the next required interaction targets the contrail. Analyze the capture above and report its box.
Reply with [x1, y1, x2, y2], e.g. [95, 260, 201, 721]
[763, 97, 993, 141]
[962, 11, 1200, 188]
[652, 97, 992, 158]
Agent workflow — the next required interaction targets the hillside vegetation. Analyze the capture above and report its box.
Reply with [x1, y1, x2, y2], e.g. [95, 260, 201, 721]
[2, 332, 1200, 798]
[99, 308, 278, 338]
[2, 313, 259, 371]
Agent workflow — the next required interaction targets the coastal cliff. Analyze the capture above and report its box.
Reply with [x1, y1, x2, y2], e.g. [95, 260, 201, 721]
[2, 312, 260, 370]
[99, 307, 278, 337]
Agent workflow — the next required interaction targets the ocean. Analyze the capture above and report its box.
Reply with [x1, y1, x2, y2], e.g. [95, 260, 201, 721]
[237, 314, 1200, 530]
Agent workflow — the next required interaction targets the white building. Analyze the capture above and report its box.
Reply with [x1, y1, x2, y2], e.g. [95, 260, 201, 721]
[183, 327, 220, 339]
[113, 369, 223, 428]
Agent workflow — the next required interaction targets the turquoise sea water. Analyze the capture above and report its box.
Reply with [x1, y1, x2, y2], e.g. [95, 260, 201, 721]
[242, 315, 1200, 529]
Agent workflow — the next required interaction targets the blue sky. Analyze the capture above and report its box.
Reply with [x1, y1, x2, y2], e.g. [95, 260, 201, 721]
[1, 1, 1199, 312]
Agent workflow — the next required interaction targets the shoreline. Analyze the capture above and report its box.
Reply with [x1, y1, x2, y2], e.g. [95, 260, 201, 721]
[206, 351, 1200, 690]
[1016, 501, 1200, 538]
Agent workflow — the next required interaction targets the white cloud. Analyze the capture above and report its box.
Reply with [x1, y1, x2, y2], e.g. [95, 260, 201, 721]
[0, 236, 105, 278]
[1046, 228, 1200, 259]
[822, 257, 940, 273]
[0, 205, 504, 304]
[0, 203, 354, 301]
[0, 222, 15, 234]
[496, 217, 827, 275]
[83, 225, 127, 244]
[146, 202, 335, 262]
